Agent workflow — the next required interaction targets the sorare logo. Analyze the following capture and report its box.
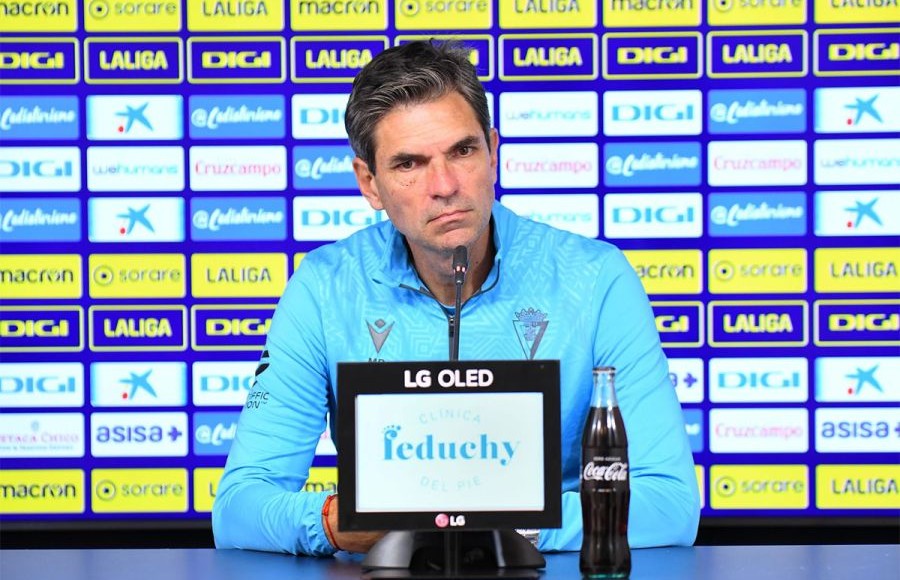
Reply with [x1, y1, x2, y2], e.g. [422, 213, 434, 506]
[603, 142, 701, 187]
[0, 96, 79, 140]
[708, 89, 806, 134]
[189, 95, 285, 139]
[0, 198, 80, 242]
[708, 192, 807, 237]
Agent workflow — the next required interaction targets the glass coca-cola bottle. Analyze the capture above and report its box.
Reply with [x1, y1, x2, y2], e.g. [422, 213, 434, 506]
[580, 366, 630, 578]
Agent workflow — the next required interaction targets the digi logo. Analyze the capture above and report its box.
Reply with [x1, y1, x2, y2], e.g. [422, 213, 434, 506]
[617, 46, 688, 64]
[0, 307, 83, 352]
[201, 51, 271, 69]
[828, 313, 899, 332]
[828, 42, 899, 61]
[0, 362, 84, 408]
[192, 361, 256, 406]
[206, 318, 271, 336]
[652, 302, 703, 347]
[709, 357, 808, 403]
[0, 51, 65, 70]
[1, 319, 69, 337]
[192, 305, 275, 351]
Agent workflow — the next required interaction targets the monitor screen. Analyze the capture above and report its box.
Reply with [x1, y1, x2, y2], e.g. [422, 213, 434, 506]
[337, 361, 561, 532]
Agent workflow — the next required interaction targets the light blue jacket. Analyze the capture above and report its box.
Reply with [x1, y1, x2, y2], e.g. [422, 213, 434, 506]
[213, 201, 700, 555]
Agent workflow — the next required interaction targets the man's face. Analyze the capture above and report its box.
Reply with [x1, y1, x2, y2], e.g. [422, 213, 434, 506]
[353, 91, 498, 259]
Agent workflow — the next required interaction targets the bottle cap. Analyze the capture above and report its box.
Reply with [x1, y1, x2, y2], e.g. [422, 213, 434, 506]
[593, 366, 616, 375]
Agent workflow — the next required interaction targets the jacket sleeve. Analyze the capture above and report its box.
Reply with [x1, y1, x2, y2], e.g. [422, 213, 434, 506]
[538, 248, 700, 552]
[212, 261, 337, 556]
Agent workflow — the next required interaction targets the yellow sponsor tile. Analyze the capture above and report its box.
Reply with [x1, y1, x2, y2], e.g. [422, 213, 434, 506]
[623, 250, 703, 295]
[815, 247, 899, 294]
[499, 0, 595, 28]
[1, 0, 77, 31]
[290, 0, 387, 30]
[708, 0, 806, 26]
[396, 0, 491, 29]
[293, 252, 307, 271]
[88, 253, 185, 299]
[84, 0, 181, 32]
[92, 468, 188, 513]
[695, 465, 705, 509]
[0, 469, 85, 514]
[815, 0, 900, 23]
[710, 464, 808, 509]
[817, 464, 900, 509]
[192, 253, 287, 298]
[193, 467, 223, 512]
[187, 0, 283, 31]
[305, 467, 338, 493]
[709, 249, 807, 294]
[602, 0, 701, 27]
[0, 254, 82, 299]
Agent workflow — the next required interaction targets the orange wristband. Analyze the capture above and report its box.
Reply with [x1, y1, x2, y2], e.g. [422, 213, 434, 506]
[322, 494, 341, 551]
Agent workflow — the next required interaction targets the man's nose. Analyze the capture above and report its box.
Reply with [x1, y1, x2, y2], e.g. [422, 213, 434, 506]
[426, 160, 459, 198]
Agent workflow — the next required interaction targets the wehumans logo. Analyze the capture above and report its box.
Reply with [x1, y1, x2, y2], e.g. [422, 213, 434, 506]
[382, 425, 519, 466]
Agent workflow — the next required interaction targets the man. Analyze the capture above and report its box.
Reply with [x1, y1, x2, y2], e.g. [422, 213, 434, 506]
[213, 40, 700, 556]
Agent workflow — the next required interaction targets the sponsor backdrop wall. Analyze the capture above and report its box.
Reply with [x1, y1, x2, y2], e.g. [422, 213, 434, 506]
[1, 0, 898, 528]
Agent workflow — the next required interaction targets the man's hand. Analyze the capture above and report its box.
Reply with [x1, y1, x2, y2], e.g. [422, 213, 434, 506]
[324, 495, 386, 553]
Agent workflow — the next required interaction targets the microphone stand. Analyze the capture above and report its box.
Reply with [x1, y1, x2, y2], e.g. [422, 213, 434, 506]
[449, 245, 467, 361]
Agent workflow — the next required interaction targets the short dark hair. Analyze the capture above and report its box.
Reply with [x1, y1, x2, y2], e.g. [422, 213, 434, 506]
[344, 39, 491, 174]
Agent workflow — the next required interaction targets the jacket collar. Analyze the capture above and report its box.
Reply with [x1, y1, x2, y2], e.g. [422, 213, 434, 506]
[373, 200, 513, 291]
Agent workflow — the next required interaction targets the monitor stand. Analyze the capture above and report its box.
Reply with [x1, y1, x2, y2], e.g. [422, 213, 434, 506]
[361, 529, 544, 579]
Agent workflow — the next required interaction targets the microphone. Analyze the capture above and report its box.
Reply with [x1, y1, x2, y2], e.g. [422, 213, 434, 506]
[449, 245, 468, 361]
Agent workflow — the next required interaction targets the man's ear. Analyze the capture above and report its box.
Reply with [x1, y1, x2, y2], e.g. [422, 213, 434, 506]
[353, 157, 384, 210]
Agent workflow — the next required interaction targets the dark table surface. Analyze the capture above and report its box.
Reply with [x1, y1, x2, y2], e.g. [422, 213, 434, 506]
[2, 544, 899, 580]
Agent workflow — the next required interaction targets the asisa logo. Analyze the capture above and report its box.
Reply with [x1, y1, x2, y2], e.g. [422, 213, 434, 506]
[382, 425, 518, 466]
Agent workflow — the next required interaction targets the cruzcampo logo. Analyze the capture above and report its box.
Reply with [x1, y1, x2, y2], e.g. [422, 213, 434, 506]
[514, 308, 548, 360]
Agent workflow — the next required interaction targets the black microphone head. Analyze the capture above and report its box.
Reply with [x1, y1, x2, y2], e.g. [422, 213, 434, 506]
[452, 245, 468, 284]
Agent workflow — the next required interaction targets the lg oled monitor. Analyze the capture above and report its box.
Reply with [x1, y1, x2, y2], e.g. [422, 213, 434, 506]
[336, 360, 561, 532]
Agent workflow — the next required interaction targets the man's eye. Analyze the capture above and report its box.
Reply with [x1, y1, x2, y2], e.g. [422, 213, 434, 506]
[396, 160, 415, 170]
[458, 146, 473, 156]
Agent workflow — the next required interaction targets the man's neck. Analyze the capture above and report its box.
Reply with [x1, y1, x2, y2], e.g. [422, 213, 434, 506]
[410, 233, 494, 306]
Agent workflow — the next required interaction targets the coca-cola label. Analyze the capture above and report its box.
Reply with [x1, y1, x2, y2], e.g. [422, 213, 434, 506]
[582, 459, 628, 482]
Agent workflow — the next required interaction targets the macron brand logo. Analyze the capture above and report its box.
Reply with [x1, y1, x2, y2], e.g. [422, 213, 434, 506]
[382, 425, 519, 466]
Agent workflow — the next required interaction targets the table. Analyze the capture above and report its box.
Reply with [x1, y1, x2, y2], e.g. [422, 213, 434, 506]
[1, 544, 898, 580]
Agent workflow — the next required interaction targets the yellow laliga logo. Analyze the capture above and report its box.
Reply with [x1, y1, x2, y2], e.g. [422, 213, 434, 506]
[815, 0, 899, 23]
[817, 464, 899, 509]
[1, 0, 77, 32]
[814, 247, 899, 294]
[499, 0, 595, 28]
[290, 0, 387, 30]
[187, 0, 284, 31]
[603, 0, 700, 27]
[709, 249, 807, 294]
[191, 253, 287, 298]
[396, 0, 491, 30]
[192, 467, 223, 512]
[84, 0, 181, 32]
[0, 254, 82, 299]
[89, 253, 185, 299]
[708, 0, 806, 26]
[0, 469, 84, 514]
[92, 468, 188, 513]
[710, 465, 808, 509]
[305, 467, 338, 493]
[623, 250, 702, 295]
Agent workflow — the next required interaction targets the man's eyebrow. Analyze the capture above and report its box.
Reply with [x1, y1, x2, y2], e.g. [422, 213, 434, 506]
[385, 135, 483, 167]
